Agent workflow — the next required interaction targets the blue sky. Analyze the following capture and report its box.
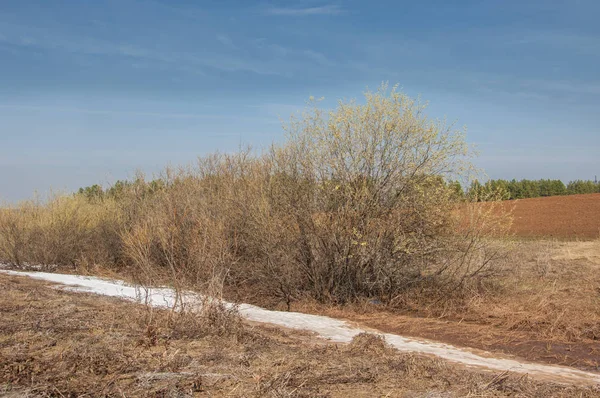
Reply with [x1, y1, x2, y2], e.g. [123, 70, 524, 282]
[1, 0, 599, 201]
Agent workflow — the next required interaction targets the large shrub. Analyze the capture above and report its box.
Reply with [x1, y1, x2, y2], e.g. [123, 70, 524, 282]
[0, 85, 509, 307]
[248, 85, 507, 303]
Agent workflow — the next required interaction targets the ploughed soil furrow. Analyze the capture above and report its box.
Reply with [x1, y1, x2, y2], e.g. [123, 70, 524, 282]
[494, 193, 600, 239]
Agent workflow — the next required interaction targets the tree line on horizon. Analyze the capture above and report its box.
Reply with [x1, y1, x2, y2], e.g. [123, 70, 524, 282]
[77, 177, 600, 203]
[464, 178, 600, 201]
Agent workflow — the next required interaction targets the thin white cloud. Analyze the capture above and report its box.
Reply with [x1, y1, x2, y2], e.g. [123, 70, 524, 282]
[521, 80, 600, 96]
[250, 38, 336, 67]
[0, 104, 285, 126]
[0, 25, 287, 77]
[446, 70, 600, 101]
[512, 31, 600, 56]
[302, 49, 334, 66]
[0, 104, 234, 119]
[264, 4, 343, 16]
[216, 34, 237, 49]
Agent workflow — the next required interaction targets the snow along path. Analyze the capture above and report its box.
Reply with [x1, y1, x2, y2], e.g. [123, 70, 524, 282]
[2, 269, 600, 386]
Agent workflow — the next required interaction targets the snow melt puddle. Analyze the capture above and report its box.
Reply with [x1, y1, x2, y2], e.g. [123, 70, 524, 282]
[2, 269, 599, 386]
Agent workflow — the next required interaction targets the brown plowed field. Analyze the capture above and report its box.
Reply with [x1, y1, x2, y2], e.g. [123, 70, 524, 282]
[496, 193, 600, 239]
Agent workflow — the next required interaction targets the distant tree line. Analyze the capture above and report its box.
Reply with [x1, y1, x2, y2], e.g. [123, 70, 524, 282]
[464, 179, 600, 201]
[77, 179, 165, 202]
[77, 177, 600, 203]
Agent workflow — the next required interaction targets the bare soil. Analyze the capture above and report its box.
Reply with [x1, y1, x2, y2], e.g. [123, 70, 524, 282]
[496, 193, 600, 239]
[2, 274, 599, 397]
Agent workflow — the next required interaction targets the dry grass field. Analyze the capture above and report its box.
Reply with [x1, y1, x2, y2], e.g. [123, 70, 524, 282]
[2, 273, 599, 398]
[254, 239, 600, 372]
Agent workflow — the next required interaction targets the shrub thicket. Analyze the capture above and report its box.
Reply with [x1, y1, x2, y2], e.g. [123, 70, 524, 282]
[0, 85, 509, 306]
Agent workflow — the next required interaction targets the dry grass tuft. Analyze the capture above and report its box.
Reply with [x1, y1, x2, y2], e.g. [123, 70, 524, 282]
[2, 274, 600, 397]
[348, 332, 389, 354]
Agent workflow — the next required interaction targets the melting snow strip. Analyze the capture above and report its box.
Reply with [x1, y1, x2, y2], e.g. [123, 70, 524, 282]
[2, 269, 600, 386]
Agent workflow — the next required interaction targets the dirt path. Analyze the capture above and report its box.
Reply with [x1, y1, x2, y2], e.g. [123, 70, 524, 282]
[2, 269, 600, 387]
[305, 305, 600, 372]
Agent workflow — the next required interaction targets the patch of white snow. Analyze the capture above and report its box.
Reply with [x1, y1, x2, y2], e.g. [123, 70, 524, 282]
[2, 269, 599, 386]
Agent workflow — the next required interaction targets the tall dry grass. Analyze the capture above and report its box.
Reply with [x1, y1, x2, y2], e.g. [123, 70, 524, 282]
[0, 85, 510, 307]
[0, 193, 123, 270]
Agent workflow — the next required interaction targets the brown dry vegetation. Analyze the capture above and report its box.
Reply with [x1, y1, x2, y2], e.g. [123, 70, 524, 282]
[287, 240, 600, 371]
[2, 273, 599, 397]
[0, 86, 508, 309]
